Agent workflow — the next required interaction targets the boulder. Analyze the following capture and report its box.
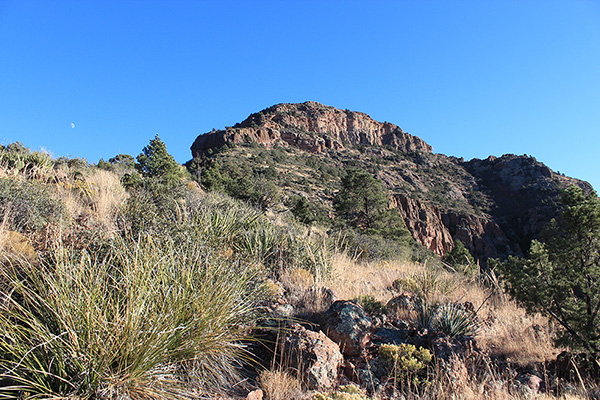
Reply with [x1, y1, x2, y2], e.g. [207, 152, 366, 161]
[386, 293, 420, 315]
[279, 323, 343, 390]
[427, 333, 478, 363]
[517, 374, 544, 394]
[321, 300, 373, 356]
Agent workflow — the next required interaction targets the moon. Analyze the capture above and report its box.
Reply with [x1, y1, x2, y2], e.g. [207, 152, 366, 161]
[70, 123, 75, 128]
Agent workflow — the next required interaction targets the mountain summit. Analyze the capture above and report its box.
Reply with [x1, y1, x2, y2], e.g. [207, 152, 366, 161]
[191, 102, 432, 157]
[190, 102, 592, 262]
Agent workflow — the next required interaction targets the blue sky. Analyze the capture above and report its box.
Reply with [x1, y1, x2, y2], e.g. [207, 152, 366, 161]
[1, 0, 599, 190]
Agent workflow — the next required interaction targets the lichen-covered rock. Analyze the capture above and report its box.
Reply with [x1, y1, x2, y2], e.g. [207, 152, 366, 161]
[516, 374, 544, 394]
[386, 293, 420, 315]
[321, 300, 373, 356]
[279, 323, 343, 390]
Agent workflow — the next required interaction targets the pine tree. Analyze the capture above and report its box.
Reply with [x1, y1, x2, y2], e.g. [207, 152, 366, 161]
[135, 135, 184, 184]
[500, 186, 600, 352]
[334, 168, 388, 230]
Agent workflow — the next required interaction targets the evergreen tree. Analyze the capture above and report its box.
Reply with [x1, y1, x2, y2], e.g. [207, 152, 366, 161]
[443, 240, 476, 272]
[334, 168, 388, 230]
[334, 168, 411, 243]
[135, 135, 184, 184]
[500, 186, 600, 352]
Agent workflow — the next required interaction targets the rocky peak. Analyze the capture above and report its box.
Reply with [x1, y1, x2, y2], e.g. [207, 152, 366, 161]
[189, 103, 594, 262]
[191, 102, 432, 157]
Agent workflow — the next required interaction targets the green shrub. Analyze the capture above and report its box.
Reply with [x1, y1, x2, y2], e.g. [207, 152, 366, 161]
[119, 183, 188, 237]
[200, 158, 280, 210]
[354, 295, 387, 317]
[0, 177, 67, 232]
[0, 143, 54, 180]
[379, 343, 432, 385]
[442, 240, 476, 275]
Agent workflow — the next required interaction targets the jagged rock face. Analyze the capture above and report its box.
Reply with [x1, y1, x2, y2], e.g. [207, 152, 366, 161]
[441, 211, 519, 259]
[191, 101, 432, 157]
[391, 193, 517, 259]
[391, 194, 454, 256]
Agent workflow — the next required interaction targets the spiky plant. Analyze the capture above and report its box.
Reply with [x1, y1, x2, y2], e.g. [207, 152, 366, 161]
[0, 233, 267, 399]
[433, 302, 480, 337]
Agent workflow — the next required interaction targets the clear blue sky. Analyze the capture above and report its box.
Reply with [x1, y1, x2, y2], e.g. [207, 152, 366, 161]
[1, 0, 599, 190]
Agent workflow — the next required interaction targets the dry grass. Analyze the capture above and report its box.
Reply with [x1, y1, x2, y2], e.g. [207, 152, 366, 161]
[324, 252, 563, 371]
[53, 168, 128, 231]
[326, 253, 422, 303]
[84, 169, 128, 230]
[258, 369, 303, 400]
[280, 268, 316, 292]
[479, 301, 561, 366]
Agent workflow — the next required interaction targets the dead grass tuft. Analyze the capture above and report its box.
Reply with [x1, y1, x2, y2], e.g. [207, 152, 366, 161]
[326, 253, 421, 304]
[479, 301, 561, 366]
[258, 369, 303, 400]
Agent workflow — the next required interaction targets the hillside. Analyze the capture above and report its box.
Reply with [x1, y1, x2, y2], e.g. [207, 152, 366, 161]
[190, 101, 592, 262]
[1, 138, 599, 399]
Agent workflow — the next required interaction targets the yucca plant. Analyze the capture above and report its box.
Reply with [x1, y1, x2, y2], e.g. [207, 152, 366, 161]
[413, 300, 480, 337]
[433, 302, 480, 337]
[193, 201, 261, 246]
[0, 233, 267, 399]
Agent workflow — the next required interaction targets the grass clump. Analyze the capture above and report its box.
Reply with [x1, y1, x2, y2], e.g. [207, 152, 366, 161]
[392, 269, 455, 303]
[258, 369, 303, 400]
[0, 233, 267, 398]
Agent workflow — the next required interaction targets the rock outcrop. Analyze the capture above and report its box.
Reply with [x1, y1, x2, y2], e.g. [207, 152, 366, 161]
[191, 102, 432, 157]
[279, 323, 343, 390]
[321, 300, 373, 356]
[466, 154, 593, 254]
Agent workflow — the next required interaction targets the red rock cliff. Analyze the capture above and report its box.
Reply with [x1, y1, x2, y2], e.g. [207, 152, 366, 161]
[191, 102, 432, 157]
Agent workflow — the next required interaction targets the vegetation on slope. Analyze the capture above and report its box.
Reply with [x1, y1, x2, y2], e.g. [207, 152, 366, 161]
[0, 137, 598, 399]
[0, 139, 334, 398]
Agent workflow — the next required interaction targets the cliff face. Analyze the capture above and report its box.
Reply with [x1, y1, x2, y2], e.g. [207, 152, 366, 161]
[466, 154, 593, 254]
[190, 102, 593, 261]
[191, 102, 432, 157]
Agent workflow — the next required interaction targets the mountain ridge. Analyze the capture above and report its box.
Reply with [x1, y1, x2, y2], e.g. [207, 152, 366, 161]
[190, 102, 593, 262]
